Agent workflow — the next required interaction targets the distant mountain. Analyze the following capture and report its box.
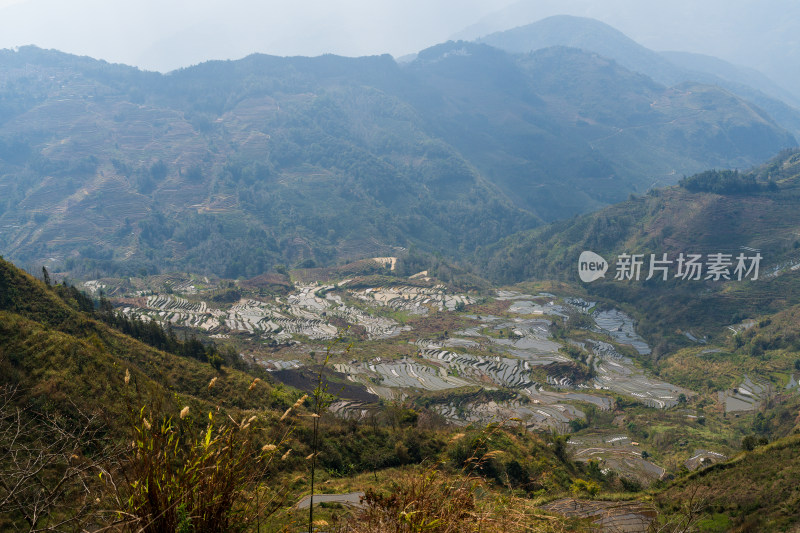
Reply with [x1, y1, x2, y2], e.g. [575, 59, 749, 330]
[408, 42, 795, 214]
[660, 50, 800, 107]
[478, 15, 800, 140]
[0, 47, 538, 278]
[455, 0, 800, 104]
[0, 45, 795, 278]
[478, 15, 687, 85]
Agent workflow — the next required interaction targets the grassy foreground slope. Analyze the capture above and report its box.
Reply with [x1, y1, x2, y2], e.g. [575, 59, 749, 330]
[0, 255, 309, 529]
[0, 256, 292, 414]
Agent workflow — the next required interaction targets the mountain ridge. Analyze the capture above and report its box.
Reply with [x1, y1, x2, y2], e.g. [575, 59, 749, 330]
[478, 15, 800, 139]
[0, 43, 795, 278]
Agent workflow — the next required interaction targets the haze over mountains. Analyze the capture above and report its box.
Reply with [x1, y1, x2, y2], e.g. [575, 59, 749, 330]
[0, 0, 511, 72]
[2, 0, 800, 105]
[1, 23, 797, 277]
[478, 15, 800, 139]
[456, 0, 800, 103]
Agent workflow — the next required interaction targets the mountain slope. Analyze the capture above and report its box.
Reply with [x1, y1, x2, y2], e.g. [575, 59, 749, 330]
[0, 44, 795, 278]
[407, 42, 795, 217]
[660, 50, 800, 107]
[0, 47, 537, 277]
[0, 255, 287, 414]
[655, 434, 800, 530]
[478, 15, 687, 85]
[479, 149, 800, 343]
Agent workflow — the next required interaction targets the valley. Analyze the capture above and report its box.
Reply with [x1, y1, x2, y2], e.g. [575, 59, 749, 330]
[6, 142, 800, 533]
[3, 12, 800, 529]
[77, 255, 792, 489]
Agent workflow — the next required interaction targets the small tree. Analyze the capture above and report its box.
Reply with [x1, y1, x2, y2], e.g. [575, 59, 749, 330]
[208, 352, 224, 371]
[570, 479, 600, 498]
[307, 332, 351, 533]
[0, 385, 113, 530]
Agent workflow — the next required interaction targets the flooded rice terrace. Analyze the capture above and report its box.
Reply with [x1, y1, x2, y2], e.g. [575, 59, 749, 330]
[92, 275, 688, 433]
[329, 291, 687, 431]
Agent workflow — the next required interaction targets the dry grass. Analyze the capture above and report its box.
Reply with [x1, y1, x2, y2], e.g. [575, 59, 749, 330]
[332, 465, 586, 533]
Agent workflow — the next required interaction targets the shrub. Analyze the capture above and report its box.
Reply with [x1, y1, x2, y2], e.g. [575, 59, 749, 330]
[570, 479, 600, 498]
[350, 467, 478, 532]
[107, 375, 291, 532]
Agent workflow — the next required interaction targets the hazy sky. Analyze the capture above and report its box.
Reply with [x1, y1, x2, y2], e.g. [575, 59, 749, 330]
[0, 0, 518, 70]
[0, 0, 798, 96]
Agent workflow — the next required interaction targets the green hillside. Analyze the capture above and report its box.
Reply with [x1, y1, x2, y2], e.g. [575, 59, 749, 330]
[653, 434, 800, 531]
[0, 256, 288, 412]
[481, 149, 800, 343]
[0, 254, 309, 529]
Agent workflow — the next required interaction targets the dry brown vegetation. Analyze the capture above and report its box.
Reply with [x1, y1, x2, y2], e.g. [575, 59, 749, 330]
[333, 466, 585, 533]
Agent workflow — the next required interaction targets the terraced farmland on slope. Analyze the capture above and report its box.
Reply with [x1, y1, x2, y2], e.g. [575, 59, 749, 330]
[75, 267, 800, 490]
[103, 276, 691, 421]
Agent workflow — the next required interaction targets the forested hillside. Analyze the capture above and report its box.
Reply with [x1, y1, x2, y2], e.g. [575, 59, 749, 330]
[0, 42, 795, 278]
[480, 149, 800, 345]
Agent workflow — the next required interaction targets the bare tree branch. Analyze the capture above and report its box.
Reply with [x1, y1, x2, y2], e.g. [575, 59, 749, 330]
[0, 385, 120, 532]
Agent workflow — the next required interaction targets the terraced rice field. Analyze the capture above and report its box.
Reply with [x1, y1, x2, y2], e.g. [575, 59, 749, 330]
[684, 449, 727, 470]
[432, 398, 585, 432]
[496, 290, 571, 318]
[718, 375, 772, 412]
[102, 276, 689, 432]
[300, 287, 680, 424]
[118, 294, 222, 330]
[568, 435, 665, 485]
[112, 283, 418, 341]
[542, 498, 656, 532]
[588, 340, 689, 409]
[593, 309, 651, 355]
[328, 400, 373, 421]
[333, 357, 474, 397]
[334, 324, 612, 430]
[256, 359, 302, 371]
[351, 284, 474, 314]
